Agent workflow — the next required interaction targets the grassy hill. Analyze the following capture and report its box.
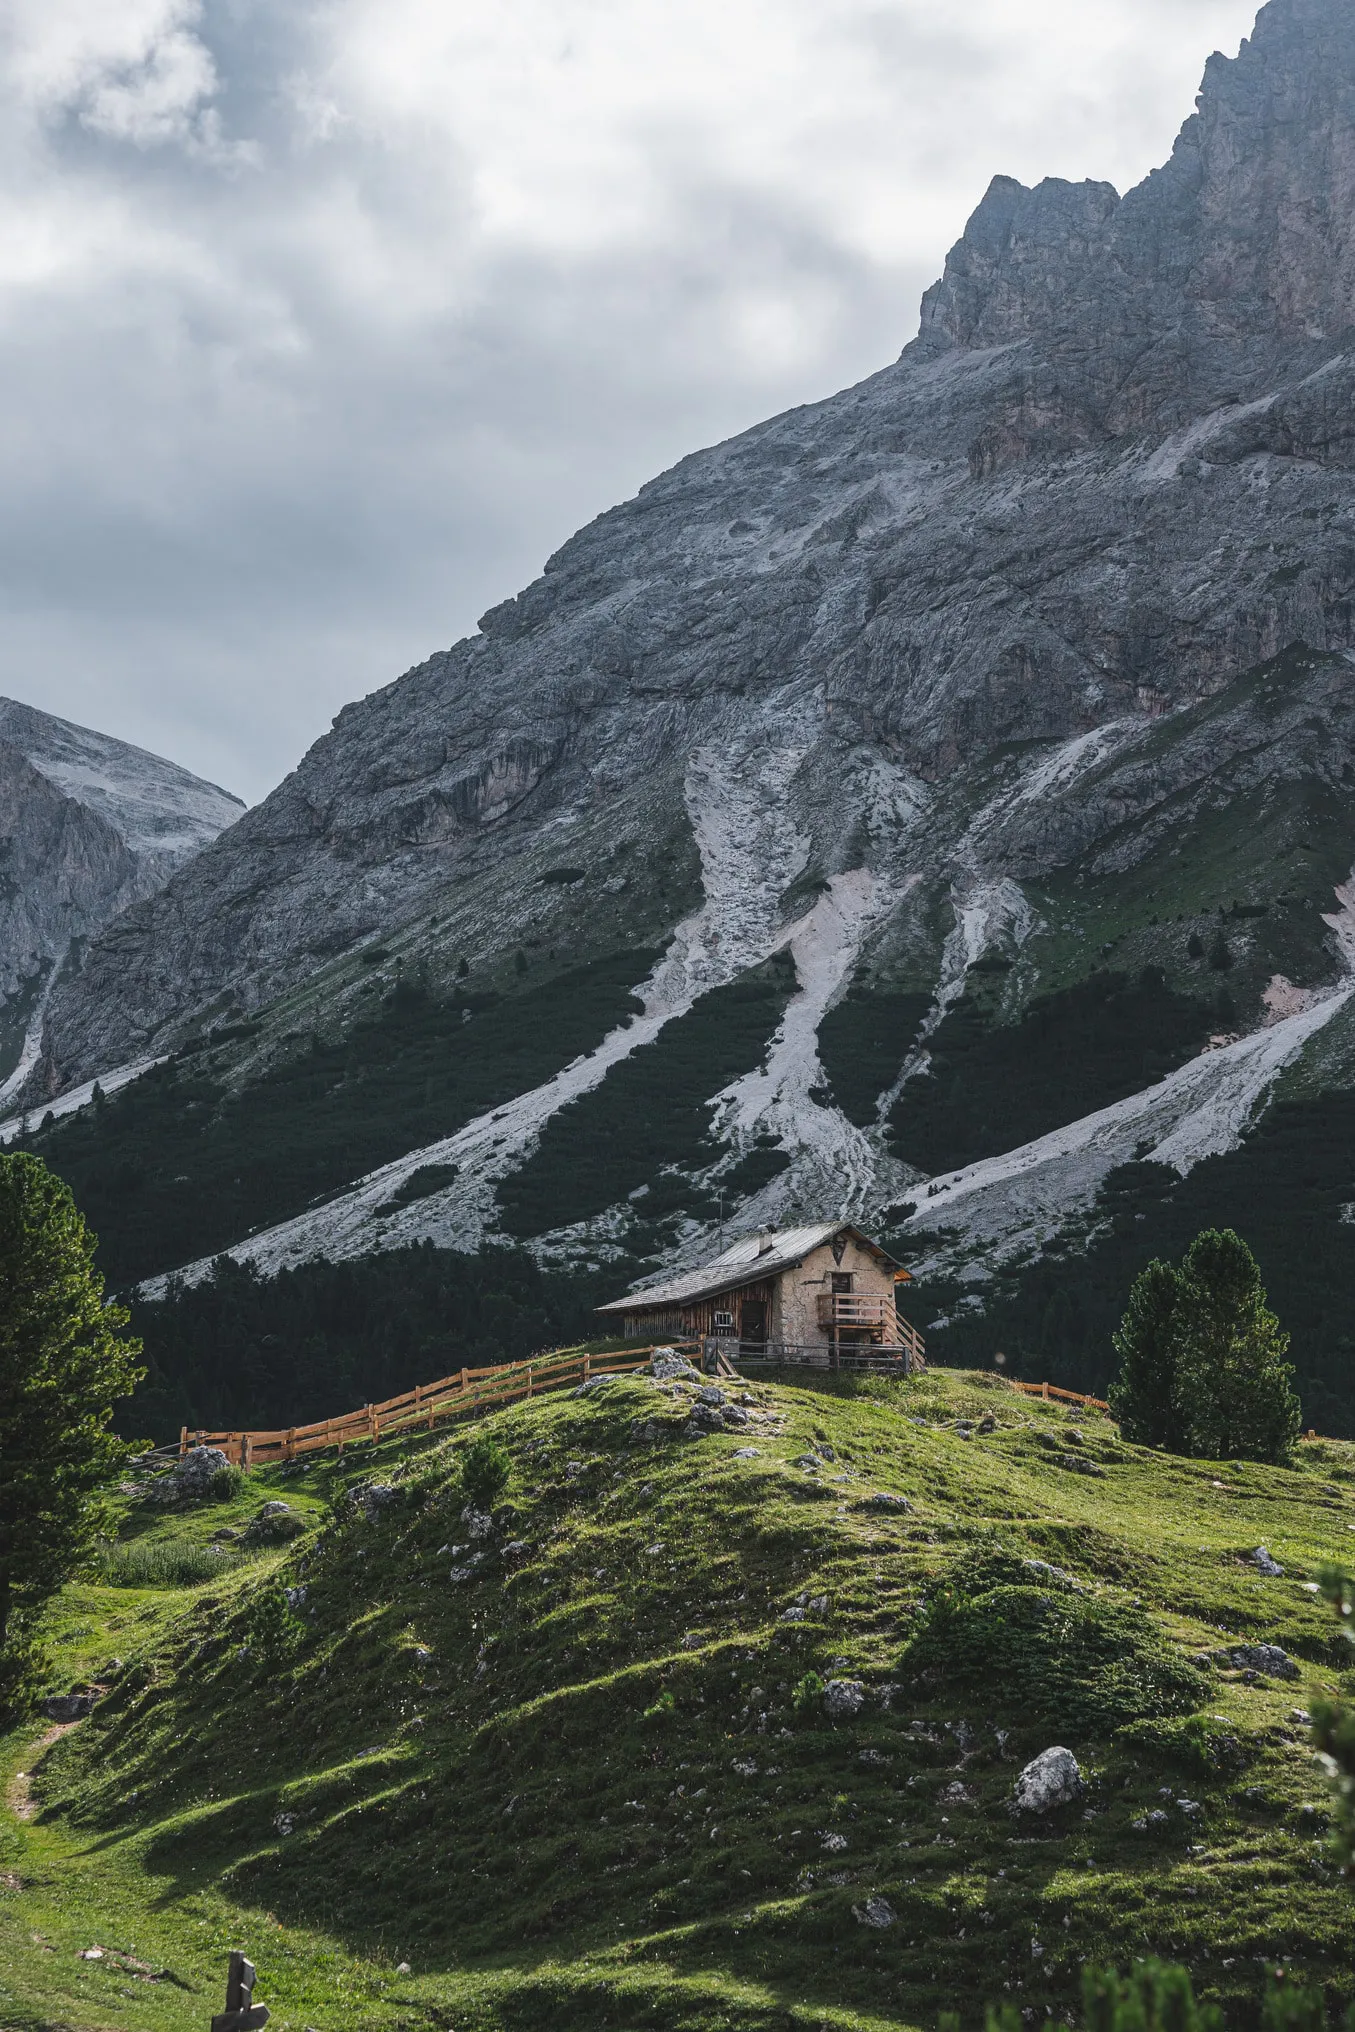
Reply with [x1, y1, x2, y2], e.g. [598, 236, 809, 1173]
[3, 1364, 1353, 2032]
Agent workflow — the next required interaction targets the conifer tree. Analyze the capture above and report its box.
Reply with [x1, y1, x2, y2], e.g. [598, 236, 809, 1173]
[1173, 1227, 1300, 1464]
[1107, 1258, 1183, 1449]
[0, 1152, 143, 1712]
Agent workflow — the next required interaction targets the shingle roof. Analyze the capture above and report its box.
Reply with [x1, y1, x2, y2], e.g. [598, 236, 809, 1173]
[596, 1222, 902, 1315]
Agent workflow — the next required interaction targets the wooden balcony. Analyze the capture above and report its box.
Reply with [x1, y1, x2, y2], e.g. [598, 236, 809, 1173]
[816, 1293, 895, 1334]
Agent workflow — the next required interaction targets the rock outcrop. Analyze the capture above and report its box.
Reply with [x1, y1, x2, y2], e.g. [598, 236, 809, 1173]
[24, 0, 1355, 1293]
[0, 701, 243, 1099]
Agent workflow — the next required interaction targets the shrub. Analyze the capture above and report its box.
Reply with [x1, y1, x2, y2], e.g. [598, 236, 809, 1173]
[899, 1546, 1207, 1734]
[245, 1583, 307, 1677]
[461, 1435, 510, 1512]
[208, 1464, 246, 1502]
[957, 1961, 1345, 2032]
[96, 1538, 251, 1587]
[792, 1671, 824, 1716]
[642, 1688, 676, 1724]
[1312, 1562, 1355, 1874]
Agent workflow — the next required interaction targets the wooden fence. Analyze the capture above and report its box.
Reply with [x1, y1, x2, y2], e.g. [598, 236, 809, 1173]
[179, 1346, 1125, 1472]
[1010, 1379, 1110, 1411]
[179, 1342, 683, 1468]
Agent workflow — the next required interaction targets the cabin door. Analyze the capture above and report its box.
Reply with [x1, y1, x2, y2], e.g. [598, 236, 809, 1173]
[740, 1300, 768, 1350]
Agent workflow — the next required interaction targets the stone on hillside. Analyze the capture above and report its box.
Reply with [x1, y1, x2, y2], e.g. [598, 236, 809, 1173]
[938, 1780, 976, 1806]
[852, 1895, 897, 1929]
[42, 1691, 94, 1722]
[1012, 1746, 1082, 1815]
[779, 1605, 807, 1623]
[153, 1446, 230, 1504]
[461, 1504, 494, 1540]
[244, 1501, 307, 1545]
[360, 1483, 401, 1515]
[824, 1679, 865, 1720]
[650, 1350, 698, 1382]
[861, 1492, 910, 1511]
[820, 1831, 849, 1853]
[1252, 1544, 1284, 1576]
[697, 1386, 726, 1406]
[284, 1585, 308, 1610]
[1228, 1642, 1298, 1679]
[732, 1447, 760, 1459]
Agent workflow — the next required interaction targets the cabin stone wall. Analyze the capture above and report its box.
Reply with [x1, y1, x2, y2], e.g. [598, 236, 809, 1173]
[772, 1236, 899, 1346]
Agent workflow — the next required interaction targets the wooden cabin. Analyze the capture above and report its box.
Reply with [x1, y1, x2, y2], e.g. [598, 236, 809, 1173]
[597, 1221, 924, 1371]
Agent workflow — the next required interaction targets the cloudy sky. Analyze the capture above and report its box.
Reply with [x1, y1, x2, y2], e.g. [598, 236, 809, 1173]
[1, 0, 1261, 804]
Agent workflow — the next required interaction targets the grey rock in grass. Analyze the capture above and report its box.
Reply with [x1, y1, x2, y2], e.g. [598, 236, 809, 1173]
[41, 1691, 94, 1722]
[359, 1483, 401, 1516]
[1252, 1544, 1284, 1576]
[650, 1351, 698, 1383]
[779, 1605, 807, 1623]
[460, 1504, 494, 1540]
[153, 1446, 230, 1505]
[853, 1895, 897, 1929]
[1012, 1746, 1082, 1814]
[860, 1492, 910, 1511]
[244, 1501, 307, 1545]
[824, 1679, 865, 1720]
[1228, 1642, 1299, 1679]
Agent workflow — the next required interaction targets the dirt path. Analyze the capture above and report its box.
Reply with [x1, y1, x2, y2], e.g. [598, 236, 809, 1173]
[5, 1725, 71, 1821]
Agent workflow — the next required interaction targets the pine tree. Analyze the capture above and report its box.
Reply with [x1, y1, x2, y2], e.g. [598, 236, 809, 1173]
[1173, 1228, 1301, 1464]
[0, 1153, 143, 1714]
[1108, 1258, 1183, 1449]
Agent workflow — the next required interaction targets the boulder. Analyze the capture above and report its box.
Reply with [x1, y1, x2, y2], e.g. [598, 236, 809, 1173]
[152, 1446, 231, 1504]
[650, 1350, 698, 1382]
[824, 1679, 865, 1720]
[1251, 1544, 1284, 1576]
[860, 1492, 910, 1511]
[243, 1501, 307, 1545]
[1228, 1643, 1298, 1679]
[359, 1483, 402, 1516]
[853, 1895, 897, 1929]
[1012, 1746, 1082, 1815]
[42, 1691, 94, 1722]
[460, 1504, 495, 1540]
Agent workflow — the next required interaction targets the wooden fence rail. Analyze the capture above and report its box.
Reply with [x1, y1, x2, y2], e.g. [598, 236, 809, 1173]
[180, 1342, 690, 1467]
[180, 1346, 1125, 1471]
[1009, 1379, 1110, 1411]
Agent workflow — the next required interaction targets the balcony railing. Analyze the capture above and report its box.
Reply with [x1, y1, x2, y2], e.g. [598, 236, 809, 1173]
[816, 1294, 894, 1330]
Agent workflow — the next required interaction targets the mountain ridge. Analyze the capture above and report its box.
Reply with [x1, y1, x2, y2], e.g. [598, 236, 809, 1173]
[16, 0, 1355, 1430]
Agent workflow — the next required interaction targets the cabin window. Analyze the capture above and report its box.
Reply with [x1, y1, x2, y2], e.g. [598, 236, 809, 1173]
[713, 1310, 735, 1330]
[831, 1272, 853, 1294]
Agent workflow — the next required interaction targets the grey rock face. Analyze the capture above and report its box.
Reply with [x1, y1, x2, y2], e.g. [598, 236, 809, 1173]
[0, 700, 241, 1097]
[36, 0, 1355, 1096]
[28, 0, 1355, 1284]
[153, 1444, 231, 1504]
[1012, 1746, 1082, 1814]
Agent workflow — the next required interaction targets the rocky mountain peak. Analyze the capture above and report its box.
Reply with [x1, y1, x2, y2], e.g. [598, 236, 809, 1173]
[917, 0, 1355, 417]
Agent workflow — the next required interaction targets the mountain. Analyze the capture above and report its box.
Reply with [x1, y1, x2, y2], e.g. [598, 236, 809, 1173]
[8, 1367, 1353, 2029]
[18, 0, 1355, 1427]
[0, 700, 243, 1106]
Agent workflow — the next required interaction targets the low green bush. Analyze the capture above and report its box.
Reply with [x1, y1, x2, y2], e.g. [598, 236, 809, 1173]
[900, 1545, 1208, 1734]
[95, 1538, 252, 1587]
[461, 1435, 510, 1512]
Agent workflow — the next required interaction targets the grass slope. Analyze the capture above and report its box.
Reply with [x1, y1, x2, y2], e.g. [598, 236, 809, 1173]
[4, 1368, 1354, 2032]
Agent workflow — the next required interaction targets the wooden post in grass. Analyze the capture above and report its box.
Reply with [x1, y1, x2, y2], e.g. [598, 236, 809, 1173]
[211, 1951, 269, 2031]
[179, 1425, 188, 1459]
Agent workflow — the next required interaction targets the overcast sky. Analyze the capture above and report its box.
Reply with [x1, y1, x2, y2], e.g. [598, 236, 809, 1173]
[0, 0, 1261, 804]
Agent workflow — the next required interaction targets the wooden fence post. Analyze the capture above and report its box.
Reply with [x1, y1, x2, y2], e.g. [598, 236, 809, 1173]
[211, 1950, 269, 2031]
[179, 1425, 188, 1460]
